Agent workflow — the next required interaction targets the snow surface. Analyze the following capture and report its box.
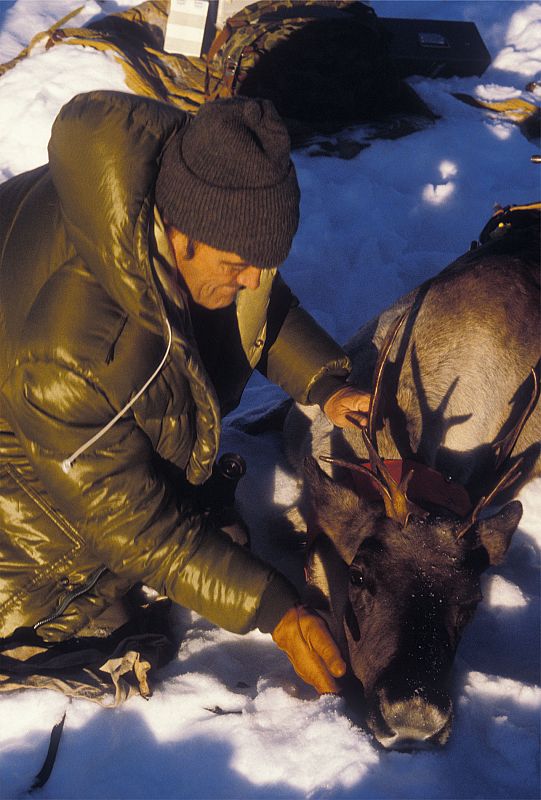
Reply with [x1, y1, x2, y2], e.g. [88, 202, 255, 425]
[0, 1, 539, 798]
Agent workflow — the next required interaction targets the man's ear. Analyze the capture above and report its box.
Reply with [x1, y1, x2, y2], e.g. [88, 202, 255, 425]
[164, 226, 195, 264]
[476, 500, 522, 565]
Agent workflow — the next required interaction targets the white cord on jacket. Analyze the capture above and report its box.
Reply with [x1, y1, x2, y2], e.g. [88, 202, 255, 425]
[61, 319, 173, 473]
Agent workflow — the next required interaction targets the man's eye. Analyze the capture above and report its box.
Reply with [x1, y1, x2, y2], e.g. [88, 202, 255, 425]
[222, 263, 248, 272]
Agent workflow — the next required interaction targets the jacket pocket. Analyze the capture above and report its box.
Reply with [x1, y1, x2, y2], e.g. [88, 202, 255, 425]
[0, 462, 83, 617]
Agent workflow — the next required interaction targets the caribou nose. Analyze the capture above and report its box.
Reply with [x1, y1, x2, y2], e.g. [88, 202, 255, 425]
[372, 687, 453, 750]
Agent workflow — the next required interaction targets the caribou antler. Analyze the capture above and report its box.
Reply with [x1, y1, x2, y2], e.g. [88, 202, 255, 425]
[361, 311, 427, 526]
[362, 428, 428, 526]
[318, 452, 422, 526]
[455, 458, 523, 539]
[366, 311, 408, 453]
[334, 316, 538, 533]
[456, 366, 539, 539]
[492, 368, 539, 471]
[340, 311, 428, 527]
[319, 453, 395, 513]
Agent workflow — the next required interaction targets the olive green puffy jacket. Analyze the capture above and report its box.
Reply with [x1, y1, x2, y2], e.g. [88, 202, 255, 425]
[0, 91, 350, 641]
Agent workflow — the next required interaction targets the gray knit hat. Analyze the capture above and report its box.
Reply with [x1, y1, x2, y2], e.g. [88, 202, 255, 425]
[155, 97, 300, 268]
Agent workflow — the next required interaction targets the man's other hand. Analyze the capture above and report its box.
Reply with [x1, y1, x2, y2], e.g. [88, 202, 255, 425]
[323, 386, 371, 428]
[272, 605, 346, 694]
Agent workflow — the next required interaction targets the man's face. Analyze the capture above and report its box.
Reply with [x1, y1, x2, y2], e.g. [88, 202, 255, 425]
[167, 227, 265, 310]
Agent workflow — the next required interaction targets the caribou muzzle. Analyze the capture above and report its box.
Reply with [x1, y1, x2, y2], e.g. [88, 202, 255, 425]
[359, 617, 455, 750]
[369, 684, 453, 750]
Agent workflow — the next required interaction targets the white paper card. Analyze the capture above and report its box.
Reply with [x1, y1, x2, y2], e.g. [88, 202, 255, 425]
[164, 0, 210, 57]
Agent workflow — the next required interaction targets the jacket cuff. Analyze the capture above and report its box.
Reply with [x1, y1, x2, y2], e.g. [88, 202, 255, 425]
[255, 574, 299, 633]
[307, 373, 349, 410]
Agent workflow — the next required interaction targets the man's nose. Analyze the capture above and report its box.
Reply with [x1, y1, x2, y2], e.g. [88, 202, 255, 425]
[236, 266, 262, 290]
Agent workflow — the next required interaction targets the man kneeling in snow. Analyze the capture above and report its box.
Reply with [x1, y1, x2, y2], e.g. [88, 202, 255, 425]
[0, 92, 369, 698]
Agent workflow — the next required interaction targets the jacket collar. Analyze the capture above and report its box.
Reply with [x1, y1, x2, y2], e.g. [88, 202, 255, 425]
[48, 91, 188, 336]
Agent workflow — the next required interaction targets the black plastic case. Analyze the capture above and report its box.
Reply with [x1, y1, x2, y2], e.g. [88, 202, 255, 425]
[381, 17, 491, 79]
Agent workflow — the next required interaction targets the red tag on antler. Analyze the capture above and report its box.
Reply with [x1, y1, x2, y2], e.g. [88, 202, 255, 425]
[349, 459, 473, 517]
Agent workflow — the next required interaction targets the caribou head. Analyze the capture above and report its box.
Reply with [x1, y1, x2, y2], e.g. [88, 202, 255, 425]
[303, 455, 522, 749]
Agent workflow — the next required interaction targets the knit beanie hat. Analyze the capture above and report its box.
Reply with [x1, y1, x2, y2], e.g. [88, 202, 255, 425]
[155, 97, 300, 268]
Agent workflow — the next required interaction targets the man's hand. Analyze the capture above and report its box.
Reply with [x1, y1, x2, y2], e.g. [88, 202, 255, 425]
[272, 605, 346, 694]
[323, 386, 371, 428]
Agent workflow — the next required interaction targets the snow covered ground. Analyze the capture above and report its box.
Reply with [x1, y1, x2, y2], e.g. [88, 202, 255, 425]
[0, 1, 539, 798]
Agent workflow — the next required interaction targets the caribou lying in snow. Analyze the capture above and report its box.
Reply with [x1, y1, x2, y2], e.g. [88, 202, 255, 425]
[284, 203, 540, 750]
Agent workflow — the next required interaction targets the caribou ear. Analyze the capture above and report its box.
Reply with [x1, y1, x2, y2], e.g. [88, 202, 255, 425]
[303, 456, 369, 564]
[476, 500, 522, 565]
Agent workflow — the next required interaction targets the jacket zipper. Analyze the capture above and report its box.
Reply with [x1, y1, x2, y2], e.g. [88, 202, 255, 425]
[33, 566, 107, 630]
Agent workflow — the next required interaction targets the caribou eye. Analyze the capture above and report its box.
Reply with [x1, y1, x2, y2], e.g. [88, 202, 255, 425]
[456, 602, 478, 628]
[349, 568, 364, 587]
[450, 601, 479, 634]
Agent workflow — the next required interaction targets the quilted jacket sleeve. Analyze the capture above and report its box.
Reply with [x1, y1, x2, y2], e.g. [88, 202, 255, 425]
[259, 274, 352, 405]
[1, 360, 297, 635]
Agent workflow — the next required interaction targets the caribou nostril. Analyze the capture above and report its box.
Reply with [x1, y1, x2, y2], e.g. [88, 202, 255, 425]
[371, 686, 453, 750]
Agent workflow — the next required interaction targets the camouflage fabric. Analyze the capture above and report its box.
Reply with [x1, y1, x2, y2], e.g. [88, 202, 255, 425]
[207, 2, 379, 91]
[0, 1, 432, 132]
[452, 93, 541, 145]
[0, 1, 211, 114]
[204, 0, 410, 124]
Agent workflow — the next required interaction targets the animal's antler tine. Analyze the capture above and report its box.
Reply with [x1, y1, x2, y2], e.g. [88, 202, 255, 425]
[361, 427, 398, 493]
[456, 367, 537, 540]
[319, 454, 390, 493]
[493, 368, 539, 471]
[484, 457, 524, 507]
[337, 311, 424, 528]
[360, 433, 428, 527]
[367, 311, 409, 452]
[395, 469, 430, 527]
[345, 311, 407, 476]
[455, 458, 524, 540]
[455, 497, 485, 541]
[319, 454, 395, 521]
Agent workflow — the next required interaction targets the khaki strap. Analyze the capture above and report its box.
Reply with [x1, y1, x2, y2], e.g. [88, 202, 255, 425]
[0, 4, 84, 77]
